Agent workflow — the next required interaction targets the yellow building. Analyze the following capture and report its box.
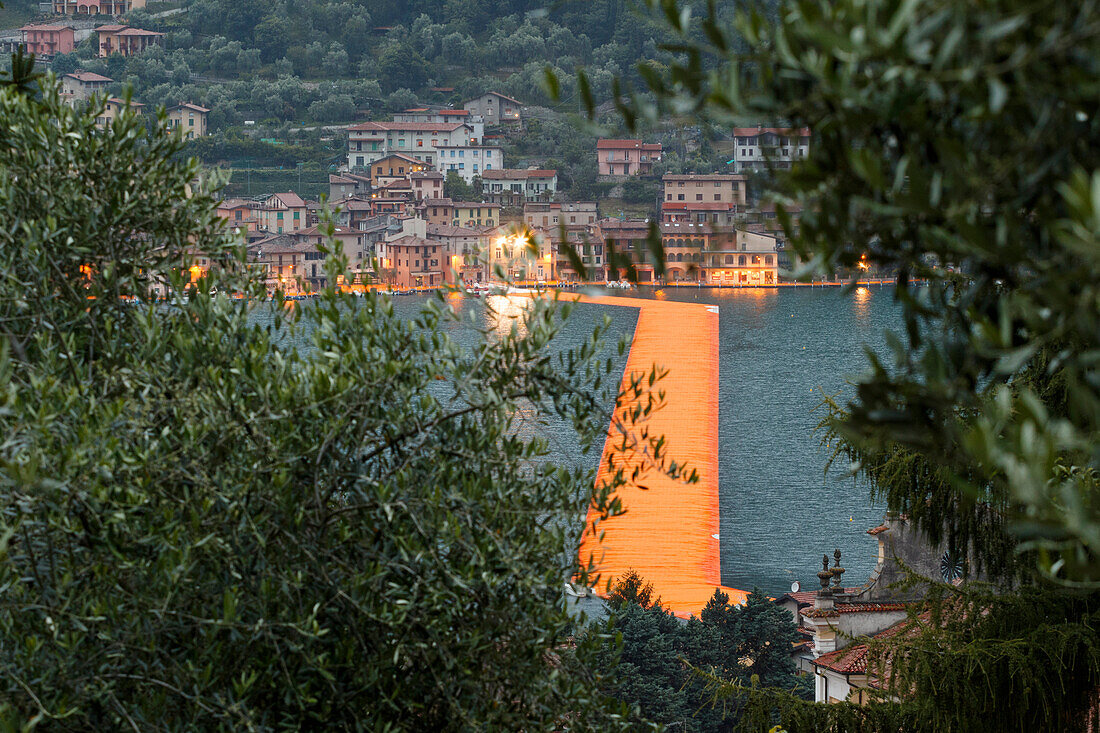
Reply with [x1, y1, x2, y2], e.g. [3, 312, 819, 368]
[166, 103, 209, 138]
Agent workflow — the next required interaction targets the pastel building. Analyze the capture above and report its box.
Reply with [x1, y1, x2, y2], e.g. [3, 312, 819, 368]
[166, 103, 209, 138]
[462, 92, 522, 125]
[346, 121, 472, 170]
[481, 169, 557, 204]
[61, 70, 112, 101]
[96, 25, 164, 57]
[661, 173, 748, 224]
[597, 139, 662, 177]
[18, 25, 74, 58]
[731, 127, 811, 172]
[53, 0, 146, 14]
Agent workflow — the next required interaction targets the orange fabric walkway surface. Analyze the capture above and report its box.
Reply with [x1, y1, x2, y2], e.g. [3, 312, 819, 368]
[574, 295, 749, 618]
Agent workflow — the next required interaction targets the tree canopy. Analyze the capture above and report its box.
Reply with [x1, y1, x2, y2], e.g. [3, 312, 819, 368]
[607, 0, 1100, 728]
[0, 71, 689, 729]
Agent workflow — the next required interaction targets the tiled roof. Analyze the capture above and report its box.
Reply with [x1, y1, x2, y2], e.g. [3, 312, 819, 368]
[867, 524, 890, 535]
[662, 173, 745, 182]
[465, 91, 522, 105]
[481, 168, 556, 180]
[811, 615, 918, 675]
[370, 152, 425, 166]
[733, 127, 811, 136]
[662, 202, 740, 211]
[330, 174, 357, 184]
[270, 192, 306, 208]
[116, 28, 164, 36]
[95, 24, 127, 32]
[802, 601, 909, 618]
[597, 139, 661, 150]
[170, 102, 209, 113]
[777, 588, 863, 606]
[427, 223, 481, 237]
[438, 109, 469, 116]
[21, 24, 73, 31]
[348, 121, 466, 132]
[65, 71, 112, 83]
[421, 198, 454, 206]
[411, 171, 444, 179]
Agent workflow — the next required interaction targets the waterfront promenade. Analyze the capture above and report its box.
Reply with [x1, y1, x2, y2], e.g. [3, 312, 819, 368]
[574, 294, 749, 618]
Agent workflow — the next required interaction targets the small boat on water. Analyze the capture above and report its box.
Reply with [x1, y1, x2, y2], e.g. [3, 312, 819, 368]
[606, 280, 634, 290]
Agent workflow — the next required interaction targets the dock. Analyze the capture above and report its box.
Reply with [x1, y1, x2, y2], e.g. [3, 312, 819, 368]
[574, 295, 748, 618]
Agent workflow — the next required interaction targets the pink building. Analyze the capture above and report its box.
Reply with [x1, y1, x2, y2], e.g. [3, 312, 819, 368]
[97, 25, 164, 57]
[53, 0, 146, 15]
[597, 139, 662, 177]
[19, 25, 75, 58]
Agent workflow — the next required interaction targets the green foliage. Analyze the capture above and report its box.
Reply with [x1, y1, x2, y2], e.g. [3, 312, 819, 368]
[591, 580, 806, 732]
[0, 74, 692, 729]
[619, 0, 1100, 728]
[443, 170, 479, 201]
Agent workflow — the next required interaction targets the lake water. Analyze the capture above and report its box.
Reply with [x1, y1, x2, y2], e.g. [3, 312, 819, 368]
[282, 286, 905, 597]
[599, 286, 905, 595]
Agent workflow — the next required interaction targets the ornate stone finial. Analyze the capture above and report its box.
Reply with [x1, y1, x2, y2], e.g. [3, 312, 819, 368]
[817, 553, 833, 597]
[831, 548, 845, 589]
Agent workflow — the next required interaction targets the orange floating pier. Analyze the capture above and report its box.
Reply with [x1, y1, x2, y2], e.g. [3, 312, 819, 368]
[575, 295, 748, 618]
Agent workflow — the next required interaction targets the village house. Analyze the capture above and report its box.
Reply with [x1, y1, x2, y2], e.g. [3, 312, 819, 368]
[96, 25, 164, 57]
[291, 225, 366, 273]
[731, 126, 811, 172]
[417, 198, 455, 228]
[483, 225, 554, 283]
[410, 170, 444, 201]
[698, 228, 778, 286]
[773, 513, 972, 704]
[53, 0, 145, 14]
[216, 198, 261, 236]
[366, 153, 430, 187]
[523, 203, 601, 282]
[481, 168, 558, 205]
[435, 144, 503, 184]
[393, 108, 484, 141]
[377, 219, 448, 288]
[523, 201, 597, 231]
[328, 172, 371, 201]
[165, 103, 209, 138]
[247, 234, 323, 293]
[60, 70, 112, 101]
[426, 223, 487, 283]
[255, 192, 309, 234]
[94, 96, 143, 129]
[597, 139, 662, 177]
[661, 173, 748, 224]
[346, 121, 472, 170]
[18, 24, 74, 58]
[462, 92, 522, 126]
[451, 202, 500, 228]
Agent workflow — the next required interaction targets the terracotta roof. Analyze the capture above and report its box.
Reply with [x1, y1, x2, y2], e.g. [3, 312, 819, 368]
[662, 202, 740, 211]
[369, 152, 426, 166]
[481, 168, 557, 180]
[733, 126, 811, 137]
[270, 192, 306, 208]
[106, 98, 144, 107]
[21, 24, 73, 32]
[776, 588, 864, 606]
[427, 224, 481, 237]
[65, 71, 112, 83]
[465, 91, 522, 105]
[421, 198, 454, 206]
[403, 108, 429, 112]
[411, 171, 444, 180]
[348, 121, 466, 132]
[811, 615, 917, 675]
[330, 174, 356, 184]
[95, 24, 127, 32]
[386, 235, 435, 247]
[597, 139, 662, 150]
[803, 601, 909, 618]
[116, 28, 164, 37]
[867, 524, 890, 535]
[169, 102, 209, 113]
[663, 173, 745, 182]
[438, 109, 469, 116]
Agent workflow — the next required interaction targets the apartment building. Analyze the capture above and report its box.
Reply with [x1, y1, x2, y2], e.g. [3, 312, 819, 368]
[346, 122, 472, 170]
[435, 144, 503, 184]
[731, 127, 811, 172]
[166, 103, 209, 138]
[18, 24, 74, 57]
[96, 25, 164, 57]
[481, 169, 557, 205]
[661, 173, 748, 224]
[597, 139, 662, 177]
[61, 70, 112, 101]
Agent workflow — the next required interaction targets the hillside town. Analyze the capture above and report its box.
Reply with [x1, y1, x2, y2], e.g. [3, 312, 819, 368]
[213, 100, 805, 292]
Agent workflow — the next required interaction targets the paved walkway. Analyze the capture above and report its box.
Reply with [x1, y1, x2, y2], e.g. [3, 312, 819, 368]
[574, 295, 748, 618]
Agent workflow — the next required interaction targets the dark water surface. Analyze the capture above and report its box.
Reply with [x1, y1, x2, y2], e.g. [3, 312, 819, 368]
[278, 286, 903, 597]
[598, 286, 905, 595]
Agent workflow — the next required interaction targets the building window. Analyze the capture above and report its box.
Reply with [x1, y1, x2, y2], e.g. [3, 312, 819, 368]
[714, 194, 721, 201]
[677, 194, 684, 201]
[696, 194, 703, 201]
